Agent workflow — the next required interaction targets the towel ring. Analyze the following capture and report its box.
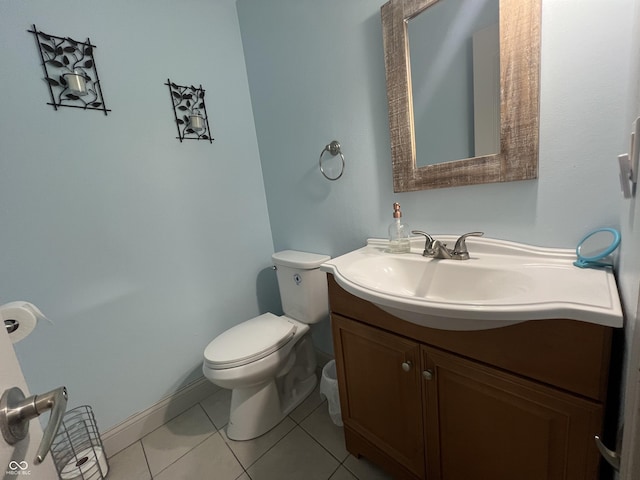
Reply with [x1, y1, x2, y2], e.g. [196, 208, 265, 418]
[319, 140, 345, 181]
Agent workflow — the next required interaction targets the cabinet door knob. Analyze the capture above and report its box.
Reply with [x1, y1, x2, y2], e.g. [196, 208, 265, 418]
[423, 370, 433, 380]
[401, 361, 412, 372]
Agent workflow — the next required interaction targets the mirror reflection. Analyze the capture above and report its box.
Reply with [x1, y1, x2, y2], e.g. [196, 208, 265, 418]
[381, 0, 541, 191]
[578, 233, 614, 259]
[577, 229, 620, 260]
[409, 0, 499, 167]
[574, 228, 621, 268]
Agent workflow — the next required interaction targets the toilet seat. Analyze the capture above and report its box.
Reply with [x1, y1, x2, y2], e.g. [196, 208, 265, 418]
[204, 313, 297, 369]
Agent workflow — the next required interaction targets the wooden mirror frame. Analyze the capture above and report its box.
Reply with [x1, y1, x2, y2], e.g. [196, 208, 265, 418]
[381, 0, 541, 192]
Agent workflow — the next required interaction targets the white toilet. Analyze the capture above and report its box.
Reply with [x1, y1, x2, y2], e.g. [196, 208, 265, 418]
[202, 250, 330, 441]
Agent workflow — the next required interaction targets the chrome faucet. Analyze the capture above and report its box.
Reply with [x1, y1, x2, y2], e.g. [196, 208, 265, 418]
[411, 231, 484, 260]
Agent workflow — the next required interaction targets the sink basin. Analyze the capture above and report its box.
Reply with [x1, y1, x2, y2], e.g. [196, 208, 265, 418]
[320, 236, 623, 331]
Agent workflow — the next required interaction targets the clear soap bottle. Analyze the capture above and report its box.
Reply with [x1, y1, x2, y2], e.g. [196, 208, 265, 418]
[388, 202, 410, 253]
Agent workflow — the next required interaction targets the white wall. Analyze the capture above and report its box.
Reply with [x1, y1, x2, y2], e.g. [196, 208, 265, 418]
[0, 0, 277, 431]
[616, 0, 640, 475]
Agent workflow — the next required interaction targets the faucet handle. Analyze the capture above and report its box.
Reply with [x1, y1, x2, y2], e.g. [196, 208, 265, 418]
[411, 230, 434, 256]
[453, 232, 484, 259]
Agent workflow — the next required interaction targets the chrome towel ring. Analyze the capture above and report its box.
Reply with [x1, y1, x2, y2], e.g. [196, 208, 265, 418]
[319, 140, 345, 181]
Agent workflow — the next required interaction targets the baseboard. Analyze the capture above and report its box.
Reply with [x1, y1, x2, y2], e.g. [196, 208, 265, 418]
[102, 348, 334, 459]
[102, 376, 218, 459]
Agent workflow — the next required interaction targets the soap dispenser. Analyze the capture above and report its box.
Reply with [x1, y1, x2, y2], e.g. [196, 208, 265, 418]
[388, 202, 411, 253]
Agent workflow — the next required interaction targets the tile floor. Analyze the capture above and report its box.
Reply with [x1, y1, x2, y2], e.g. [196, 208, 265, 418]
[107, 375, 392, 480]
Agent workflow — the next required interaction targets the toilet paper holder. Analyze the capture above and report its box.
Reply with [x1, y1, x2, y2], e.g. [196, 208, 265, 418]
[1, 301, 52, 344]
[50, 404, 109, 479]
[4, 319, 19, 334]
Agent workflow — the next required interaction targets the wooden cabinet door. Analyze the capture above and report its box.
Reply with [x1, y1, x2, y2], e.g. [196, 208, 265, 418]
[332, 314, 425, 479]
[422, 346, 603, 480]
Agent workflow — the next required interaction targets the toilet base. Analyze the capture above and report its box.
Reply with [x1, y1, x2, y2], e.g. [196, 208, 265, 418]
[226, 373, 317, 441]
[281, 373, 317, 417]
[212, 330, 319, 441]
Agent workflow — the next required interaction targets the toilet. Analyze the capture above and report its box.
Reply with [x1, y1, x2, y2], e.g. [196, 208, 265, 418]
[202, 250, 330, 441]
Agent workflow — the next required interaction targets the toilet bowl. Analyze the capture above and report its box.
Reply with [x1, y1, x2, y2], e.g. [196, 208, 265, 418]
[202, 250, 330, 441]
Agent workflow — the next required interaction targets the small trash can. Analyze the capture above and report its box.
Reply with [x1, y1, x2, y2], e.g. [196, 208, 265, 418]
[320, 359, 343, 426]
[50, 405, 109, 480]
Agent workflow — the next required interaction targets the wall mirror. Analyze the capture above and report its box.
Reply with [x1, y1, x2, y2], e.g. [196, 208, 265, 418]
[381, 0, 541, 191]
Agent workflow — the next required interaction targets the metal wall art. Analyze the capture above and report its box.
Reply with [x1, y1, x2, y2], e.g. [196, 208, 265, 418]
[165, 79, 213, 143]
[28, 25, 110, 115]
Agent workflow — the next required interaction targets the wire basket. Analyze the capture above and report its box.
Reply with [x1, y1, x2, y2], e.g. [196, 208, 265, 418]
[50, 405, 109, 480]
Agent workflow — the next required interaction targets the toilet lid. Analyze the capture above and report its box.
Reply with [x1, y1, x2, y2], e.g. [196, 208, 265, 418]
[204, 313, 297, 369]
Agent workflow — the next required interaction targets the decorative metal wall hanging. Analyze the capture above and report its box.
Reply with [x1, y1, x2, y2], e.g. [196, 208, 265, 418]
[28, 25, 110, 115]
[165, 79, 213, 143]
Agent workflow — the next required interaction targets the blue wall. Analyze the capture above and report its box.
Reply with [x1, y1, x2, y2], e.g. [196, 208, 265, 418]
[2, 0, 639, 438]
[237, 0, 631, 352]
[238, 0, 626, 253]
[0, 0, 277, 431]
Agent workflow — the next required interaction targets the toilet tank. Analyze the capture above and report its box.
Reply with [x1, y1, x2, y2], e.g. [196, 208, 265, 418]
[272, 250, 331, 324]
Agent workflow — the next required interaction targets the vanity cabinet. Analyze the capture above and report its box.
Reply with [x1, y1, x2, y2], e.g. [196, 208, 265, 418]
[422, 347, 602, 480]
[329, 275, 611, 480]
[335, 314, 425, 478]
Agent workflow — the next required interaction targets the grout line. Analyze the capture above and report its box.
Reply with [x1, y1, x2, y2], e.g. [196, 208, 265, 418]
[145, 380, 350, 480]
[230, 418, 297, 471]
[199, 387, 232, 430]
[149, 429, 220, 478]
[213, 397, 300, 472]
[138, 439, 153, 479]
[290, 397, 325, 425]
[218, 425, 252, 474]
[200, 402, 225, 432]
[296, 400, 350, 465]
[327, 463, 342, 480]
[293, 426, 348, 479]
[118, 395, 355, 480]
[145, 404, 218, 478]
[300, 421, 349, 466]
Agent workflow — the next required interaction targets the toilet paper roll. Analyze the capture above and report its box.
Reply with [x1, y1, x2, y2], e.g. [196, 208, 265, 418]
[59, 446, 108, 480]
[0, 301, 51, 344]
